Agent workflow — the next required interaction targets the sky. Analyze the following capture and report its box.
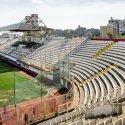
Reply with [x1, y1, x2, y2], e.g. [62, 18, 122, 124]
[0, 0, 125, 29]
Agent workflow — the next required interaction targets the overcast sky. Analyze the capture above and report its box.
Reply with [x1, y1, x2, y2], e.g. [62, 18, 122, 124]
[0, 0, 125, 29]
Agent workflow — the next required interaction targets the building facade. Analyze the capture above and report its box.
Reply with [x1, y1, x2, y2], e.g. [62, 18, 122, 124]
[108, 17, 125, 34]
[100, 25, 117, 38]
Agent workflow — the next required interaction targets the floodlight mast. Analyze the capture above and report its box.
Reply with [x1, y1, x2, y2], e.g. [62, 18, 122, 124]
[40, 64, 54, 119]
[12, 14, 53, 41]
[40, 66, 44, 119]
[19, 14, 47, 27]
[13, 70, 18, 125]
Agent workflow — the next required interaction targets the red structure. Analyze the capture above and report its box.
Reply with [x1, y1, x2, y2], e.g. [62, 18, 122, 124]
[91, 38, 125, 42]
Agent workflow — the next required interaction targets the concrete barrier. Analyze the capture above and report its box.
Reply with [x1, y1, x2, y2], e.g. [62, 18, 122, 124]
[105, 118, 112, 125]
[84, 122, 89, 125]
[97, 122, 104, 125]
[77, 119, 84, 125]
[92, 105, 116, 118]
[113, 103, 122, 115]
[114, 119, 122, 125]
[122, 117, 125, 125]
[85, 104, 122, 119]
[107, 123, 113, 125]
[90, 120, 96, 125]
[85, 108, 93, 119]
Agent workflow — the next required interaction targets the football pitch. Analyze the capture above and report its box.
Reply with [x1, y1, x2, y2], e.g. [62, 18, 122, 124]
[0, 60, 47, 107]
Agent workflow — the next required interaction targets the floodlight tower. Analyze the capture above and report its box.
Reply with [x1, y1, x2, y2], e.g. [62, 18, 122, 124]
[16, 14, 54, 44]
[4, 14, 54, 63]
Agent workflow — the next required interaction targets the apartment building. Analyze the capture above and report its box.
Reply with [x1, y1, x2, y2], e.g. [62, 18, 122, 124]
[100, 25, 117, 38]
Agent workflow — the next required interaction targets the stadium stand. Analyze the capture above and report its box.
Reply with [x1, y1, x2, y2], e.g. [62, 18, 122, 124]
[34, 39, 125, 125]
[67, 116, 125, 125]
[24, 37, 85, 68]
[1, 37, 125, 125]
[0, 38, 18, 51]
[92, 42, 116, 59]
[70, 40, 125, 107]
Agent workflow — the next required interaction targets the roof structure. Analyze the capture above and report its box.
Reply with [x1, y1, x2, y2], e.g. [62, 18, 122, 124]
[0, 23, 53, 32]
[0, 14, 53, 32]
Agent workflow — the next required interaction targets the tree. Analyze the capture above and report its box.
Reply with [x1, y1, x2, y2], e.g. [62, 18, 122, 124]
[107, 32, 115, 38]
[121, 31, 125, 36]
[65, 34, 72, 39]
[91, 35, 97, 39]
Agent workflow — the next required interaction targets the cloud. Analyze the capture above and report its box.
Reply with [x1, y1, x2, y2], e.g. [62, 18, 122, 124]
[32, 0, 43, 4]
[31, 0, 125, 5]
[0, 0, 32, 8]
[0, 0, 125, 29]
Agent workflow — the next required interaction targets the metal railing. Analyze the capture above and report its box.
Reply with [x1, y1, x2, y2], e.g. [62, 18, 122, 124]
[0, 79, 74, 125]
[78, 85, 125, 110]
[0, 38, 18, 51]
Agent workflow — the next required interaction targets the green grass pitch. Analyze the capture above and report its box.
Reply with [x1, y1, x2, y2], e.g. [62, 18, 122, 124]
[0, 60, 47, 107]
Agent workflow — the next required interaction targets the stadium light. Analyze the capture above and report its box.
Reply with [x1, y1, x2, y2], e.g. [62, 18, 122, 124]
[40, 65, 44, 119]
[13, 70, 16, 107]
[40, 64, 54, 119]
[13, 69, 18, 125]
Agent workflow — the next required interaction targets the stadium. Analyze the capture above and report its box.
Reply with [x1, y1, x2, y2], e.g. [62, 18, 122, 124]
[0, 14, 125, 125]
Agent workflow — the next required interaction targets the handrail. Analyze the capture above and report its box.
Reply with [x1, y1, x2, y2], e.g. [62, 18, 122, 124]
[54, 37, 89, 68]
[81, 63, 119, 84]
[92, 42, 116, 59]
[0, 38, 18, 51]
[80, 84, 125, 109]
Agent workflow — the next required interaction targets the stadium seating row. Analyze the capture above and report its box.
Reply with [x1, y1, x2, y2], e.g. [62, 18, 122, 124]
[30, 39, 125, 124]
[70, 40, 125, 107]
[0, 38, 17, 51]
[92, 42, 116, 59]
[81, 64, 119, 84]
[67, 116, 125, 125]
[1, 37, 125, 125]
[24, 37, 86, 68]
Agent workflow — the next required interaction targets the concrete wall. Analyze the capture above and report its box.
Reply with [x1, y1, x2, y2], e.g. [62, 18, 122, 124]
[100, 25, 117, 38]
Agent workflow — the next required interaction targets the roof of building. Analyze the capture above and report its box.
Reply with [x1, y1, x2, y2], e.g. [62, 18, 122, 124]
[0, 23, 40, 32]
[0, 23, 53, 32]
